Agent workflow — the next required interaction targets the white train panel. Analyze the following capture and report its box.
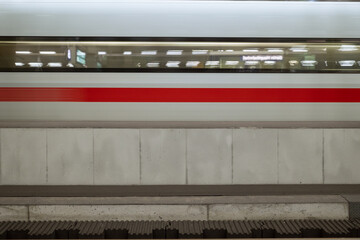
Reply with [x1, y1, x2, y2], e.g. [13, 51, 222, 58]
[0, 73, 360, 89]
[1, 102, 359, 122]
[0, 1, 360, 38]
[1, 1, 360, 125]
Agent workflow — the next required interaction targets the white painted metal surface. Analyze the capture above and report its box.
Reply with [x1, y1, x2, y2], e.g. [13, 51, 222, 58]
[1, 73, 360, 88]
[1, 102, 360, 121]
[0, 73, 360, 122]
[1, 1, 360, 38]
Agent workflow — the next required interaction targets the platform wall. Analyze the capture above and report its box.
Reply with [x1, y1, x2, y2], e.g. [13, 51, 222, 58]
[0, 128, 359, 185]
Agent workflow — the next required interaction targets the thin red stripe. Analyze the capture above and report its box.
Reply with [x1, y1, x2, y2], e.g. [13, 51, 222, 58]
[1, 88, 360, 102]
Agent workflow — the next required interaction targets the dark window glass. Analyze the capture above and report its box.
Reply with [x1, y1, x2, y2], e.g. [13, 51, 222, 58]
[1, 38, 360, 72]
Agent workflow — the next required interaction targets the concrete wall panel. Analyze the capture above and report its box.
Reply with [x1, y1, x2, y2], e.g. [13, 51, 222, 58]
[140, 129, 186, 184]
[1, 127, 360, 186]
[233, 129, 278, 184]
[47, 129, 93, 185]
[0, 129, 46, 184]
[278, 129, 323, 184]
[94, 129, 140, 185]
[324, 129, 360, 183]
[29, 205, 207, 221]
[187, 129, 232, 184]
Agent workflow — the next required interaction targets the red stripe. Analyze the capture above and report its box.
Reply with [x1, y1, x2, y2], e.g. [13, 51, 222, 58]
[1, 87, 360, 102]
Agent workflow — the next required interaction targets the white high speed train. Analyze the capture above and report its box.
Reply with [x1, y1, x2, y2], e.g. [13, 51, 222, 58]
[1, 0, 360, 126]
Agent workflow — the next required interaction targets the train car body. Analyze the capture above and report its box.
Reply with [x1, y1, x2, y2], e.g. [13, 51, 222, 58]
[1, 0, 360, 125]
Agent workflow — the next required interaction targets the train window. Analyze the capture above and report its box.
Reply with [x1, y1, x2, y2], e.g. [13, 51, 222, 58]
[0, 38, 359, 73]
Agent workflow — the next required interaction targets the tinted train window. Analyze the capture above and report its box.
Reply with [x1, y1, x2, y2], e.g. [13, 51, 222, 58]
[0, 38, 359, 72]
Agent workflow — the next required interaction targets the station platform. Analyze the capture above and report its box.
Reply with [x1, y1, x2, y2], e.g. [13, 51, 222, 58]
[0, 185, 359, 222]
[0, 195, 356, 221]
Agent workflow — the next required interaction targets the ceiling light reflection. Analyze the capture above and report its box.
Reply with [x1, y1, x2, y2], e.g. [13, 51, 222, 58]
[167, 50, 183, 55]
[40, 51, 56, 55]
[147, 62, 160, 67]
[205, 61, 219, 66]
[166, 61, 180, 68]
[141, 50, 157, 55]
[15, 62, 25, 66]
[339, 45, 358, 52]
[339, 60, 355, 67]
[16, 51, 31, 54]
[28, 62, 43, 67]
[225, 61, 239, 65]
[186, 61, 200, 67]
[192, 50, 208, 55]
[48, 62, 62, 67]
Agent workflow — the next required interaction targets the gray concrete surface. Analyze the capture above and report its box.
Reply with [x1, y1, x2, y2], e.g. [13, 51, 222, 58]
[29, 205, 207, 221]
[0, 201, 350, 221]
[94, 129, 140, 184]
[0, 205, 28, 221]
[208, 203, 348, 220]
[342, 194, 360, 202]
[47, 129, 93, 185]
[324, 129, 360, 184]
[1, 128, 360, 185]
[0, 129, 47, 184]
[278, 129, 323, 184]
[233, 129, 278, 184]
[187, 129, 232, 184]
[0, 195, 354, 221]
[140, 129, 186, 184]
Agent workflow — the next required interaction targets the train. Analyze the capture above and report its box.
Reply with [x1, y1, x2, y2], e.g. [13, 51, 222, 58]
[1, 0, 360, 126]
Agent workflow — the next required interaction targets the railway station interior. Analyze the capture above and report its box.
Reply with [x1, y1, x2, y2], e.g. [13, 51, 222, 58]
[1, 0, 360, 239]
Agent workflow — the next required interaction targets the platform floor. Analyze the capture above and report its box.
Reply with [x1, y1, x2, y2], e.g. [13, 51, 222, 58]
[0, 194, 359, 221]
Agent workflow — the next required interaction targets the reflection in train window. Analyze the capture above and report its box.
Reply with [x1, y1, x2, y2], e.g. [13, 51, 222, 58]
[0, 38, 359, 72]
